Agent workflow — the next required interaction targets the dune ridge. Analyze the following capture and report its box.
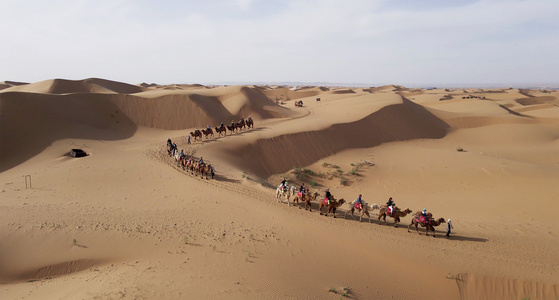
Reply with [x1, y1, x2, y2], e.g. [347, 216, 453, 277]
[227, 97, 449, 177]
[0, 84, 293, 172]
[0, 78, 144, 94]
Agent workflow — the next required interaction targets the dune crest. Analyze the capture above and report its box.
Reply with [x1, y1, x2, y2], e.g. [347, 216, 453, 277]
[227, 97, 448, 177]
[0, 78, 144, 94]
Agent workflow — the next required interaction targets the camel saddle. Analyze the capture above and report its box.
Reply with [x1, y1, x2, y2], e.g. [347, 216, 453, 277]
[418, 215, 430, 225]
[354, 202, 362, 210]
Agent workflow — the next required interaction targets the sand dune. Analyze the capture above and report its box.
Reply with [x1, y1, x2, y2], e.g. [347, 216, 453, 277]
[0, 84, 296, 172]
[0, 78, 144, 94]
[1, 80, 558, 300]
[224, 97, 448, 177]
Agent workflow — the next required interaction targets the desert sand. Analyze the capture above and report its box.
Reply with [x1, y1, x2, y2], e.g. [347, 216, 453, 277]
[1, 79, 558, 299]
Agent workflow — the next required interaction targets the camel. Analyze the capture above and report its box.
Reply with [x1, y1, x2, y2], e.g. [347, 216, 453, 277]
[236, 120, 246, 131]
[185, 158, 197, 175]
[291, 191, 319, 211]
[246, 118, 254, 129]
[227, 124, 236, 134]
[319, 197, 346, 218]
[344, 201, 380, 223]
[166, 141, 173, 156]
[408, 213, 445, 237]
[174, 151, 183, 166]
[276, 185, 296, 205]
[215, 126, 226, 137]
[201, 128, 214, 139]
[180, 155, 189, 170]
[378, 206, 412, 226]
[198, 164, 214, 179]
[190, 130, 202, 141]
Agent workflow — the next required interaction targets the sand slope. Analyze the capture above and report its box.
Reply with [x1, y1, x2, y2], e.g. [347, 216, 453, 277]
[1, 80, 558, 299]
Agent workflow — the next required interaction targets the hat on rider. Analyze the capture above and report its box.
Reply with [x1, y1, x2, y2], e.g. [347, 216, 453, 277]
[423, 208, 426, 212]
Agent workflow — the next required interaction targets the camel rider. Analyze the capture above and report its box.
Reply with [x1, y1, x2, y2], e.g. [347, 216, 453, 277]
[325, 188, 332, 205]
[281, 178, 288, 192]
[386, 197, 395, 215]
[355, 194, 363, 210]
[240, 116, 245, 124]
[207, 124, 210, 130]
[167, 138, 172, 146]
[198, 157, 204, 166]
[248, 116, 252, 122]
[231, 120, 236, 128]
[180, 150, 185, 159]
[420, 208, 428, 224]
[299, 184, 306, 197]
[220, 122, 224, 130]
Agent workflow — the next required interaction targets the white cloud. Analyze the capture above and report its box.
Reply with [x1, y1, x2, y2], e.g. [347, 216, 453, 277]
[0, 0, 557, 85]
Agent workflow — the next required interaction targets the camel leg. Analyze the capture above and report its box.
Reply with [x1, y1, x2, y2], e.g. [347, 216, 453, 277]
[319, 204, 324, 215]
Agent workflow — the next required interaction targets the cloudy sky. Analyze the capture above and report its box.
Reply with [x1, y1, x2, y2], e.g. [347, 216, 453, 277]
[1, 0, 558, 87]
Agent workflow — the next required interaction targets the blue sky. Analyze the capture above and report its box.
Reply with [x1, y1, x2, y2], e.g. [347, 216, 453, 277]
[1, 0, 558, 87]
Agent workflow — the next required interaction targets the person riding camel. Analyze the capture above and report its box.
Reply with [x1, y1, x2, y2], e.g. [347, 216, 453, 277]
[240, 116, 245, 124]
[206, 124, 210, 131]
[198, 157, 204, 166]
[386, 197, 395, 215]
[420, 208, 429, 224]
[298, 184, 305, 197]
[325, 188, 332, 205]
[179, 150, 185, 159]
[248, 116, 252, 122]
[167, 138, 172, 146]
[355, 194, 363, 210]
[220, 122, 224, 130]
[281, 178, 288, 192]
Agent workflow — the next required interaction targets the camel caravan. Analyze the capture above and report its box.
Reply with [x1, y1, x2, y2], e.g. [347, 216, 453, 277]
[190, 117, 254, 142]
[275, 182, 449, 237]
[166, 139, 215, 179]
